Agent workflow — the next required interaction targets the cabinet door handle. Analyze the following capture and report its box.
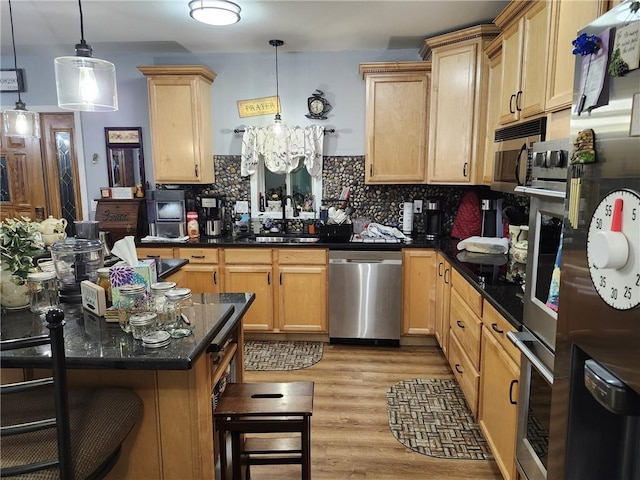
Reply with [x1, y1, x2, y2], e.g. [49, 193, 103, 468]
[195, 164, 199, 178]
[509, 93, 516, 114]
[516, 90, 523, 111]
[267, 272, 271, 285]
[509, 379, 518, 405]
[443, 268, 450, 284]
[456, 320, 465, 329]
[463, 162, 468, 177]
[145, 255, 161, 258]
[438, 262, 444, 277]
[455, 364, 463, 374]
[369, 164, 373, 177]
[213, 271, 217, 285]
[491, 323, 504, 334]
[279, 272, 283, 285]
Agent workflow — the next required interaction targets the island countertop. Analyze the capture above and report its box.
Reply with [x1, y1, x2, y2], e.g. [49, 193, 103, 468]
[0, 292, 255, 370]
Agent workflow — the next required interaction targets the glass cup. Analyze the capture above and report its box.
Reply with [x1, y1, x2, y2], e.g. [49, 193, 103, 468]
[117, 284, 151, 334]
[164, 288, 194, 338]
[27, 271, 59, 314]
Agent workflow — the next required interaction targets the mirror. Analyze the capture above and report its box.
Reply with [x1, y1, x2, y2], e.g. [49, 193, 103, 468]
[104, 127, 146, 190]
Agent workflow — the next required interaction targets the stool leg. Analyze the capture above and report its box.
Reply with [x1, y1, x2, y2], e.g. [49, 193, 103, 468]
[302, 416, 311, 480]
[218, 420, 228, 480]
[231, 432, 242, 480]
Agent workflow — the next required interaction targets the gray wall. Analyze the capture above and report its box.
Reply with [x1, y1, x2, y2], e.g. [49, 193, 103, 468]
[1, 48, 421, 200]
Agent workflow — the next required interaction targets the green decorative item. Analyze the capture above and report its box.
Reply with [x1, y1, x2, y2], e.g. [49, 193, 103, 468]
[608, 48, 630, 77]
[570, 129, 597, 165]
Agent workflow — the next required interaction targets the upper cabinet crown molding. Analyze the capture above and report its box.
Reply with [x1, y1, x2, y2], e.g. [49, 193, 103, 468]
[138, 65, 216, 184]
[421, 24, 501, 60]
[359, 61, 431, 77]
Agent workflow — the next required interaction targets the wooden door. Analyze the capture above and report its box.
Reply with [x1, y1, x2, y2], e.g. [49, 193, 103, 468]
[434, 254, 451, 356]
[499, 20, 524, 125]
[223, 265, 273, 331]
[402, 249, 437, 335]
[278, 265, 327, 332]
[0, 132, 46, 221]
[180, 264, 220, 293]
[40, 113, 83, 231]
[519, 1, 550, 119]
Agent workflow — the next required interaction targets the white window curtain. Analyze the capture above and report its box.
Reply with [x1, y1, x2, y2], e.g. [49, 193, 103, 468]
[241, 125, 324, 178]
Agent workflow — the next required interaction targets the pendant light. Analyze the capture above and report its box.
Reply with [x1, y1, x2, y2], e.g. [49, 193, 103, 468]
[189, 0, 241, 26]
[269, 39, 285, 137]
[54, 0, 118, 112]
[2, 0, 40, 138]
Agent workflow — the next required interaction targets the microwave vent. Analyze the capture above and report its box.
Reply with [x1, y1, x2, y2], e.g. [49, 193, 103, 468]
[494, 118, 547, 142]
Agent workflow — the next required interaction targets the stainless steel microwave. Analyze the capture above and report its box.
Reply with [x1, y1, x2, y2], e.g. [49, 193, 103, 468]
[491, 118, 546, 194]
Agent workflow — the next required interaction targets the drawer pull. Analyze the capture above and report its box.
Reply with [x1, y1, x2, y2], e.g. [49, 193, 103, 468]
[456, 320, 465, 329]
[191, 255, 205, 259]
[491, 323, 504, 334]
[438, 262, 444, 277]
[454, 364, 463, 374]
[509, 379, 518, 405]
[443, 268, 450, 284]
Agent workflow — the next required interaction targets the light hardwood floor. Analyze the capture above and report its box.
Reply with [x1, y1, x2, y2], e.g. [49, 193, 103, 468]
[243, 344, 502, 480]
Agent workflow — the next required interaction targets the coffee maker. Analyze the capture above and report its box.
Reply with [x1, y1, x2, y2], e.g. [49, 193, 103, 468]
[199, 195, 225, 237]
[425, 198, 442, 240]
[147, 190, 186, 238]
[480, 198, 503, 237]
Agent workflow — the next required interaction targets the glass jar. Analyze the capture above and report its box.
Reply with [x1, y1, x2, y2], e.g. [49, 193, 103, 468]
[96, 267, 112, 308]
[150, 281, 176, 330]
[117, 284, 151, 334]
[164, 288, 194, 338]
[129, 312, 157, 340]
[27, 271, 59, 314]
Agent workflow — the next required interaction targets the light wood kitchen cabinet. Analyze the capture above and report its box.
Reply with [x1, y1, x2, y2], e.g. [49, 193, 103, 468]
[434, 253, 451, 355]
[424, 25, 499, 184]
[138, 65, 216, 184]
[478, 301, 521, 480]
[401, 249, 437, 336]
[174, 247, 221, 293]
[545, 0, 608, 112]
[276, 249, 328, 333]
[223, 249, 274, 332]
[481, 36, 503, 186]
[495, 1, 550, 125]
[359, 62, 431, 184]
[137, 247, 175, 259]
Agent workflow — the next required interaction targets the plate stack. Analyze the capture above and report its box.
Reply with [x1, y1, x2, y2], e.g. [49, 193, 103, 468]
[142, 331, 171, 348]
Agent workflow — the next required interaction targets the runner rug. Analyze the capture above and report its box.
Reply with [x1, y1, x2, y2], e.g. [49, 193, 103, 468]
[244, 340, 323, 371]
[386, 378, 493, 460]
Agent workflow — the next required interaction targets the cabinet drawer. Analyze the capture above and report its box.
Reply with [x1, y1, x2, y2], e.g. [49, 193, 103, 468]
[175, 248, 219, 264]
[451, 268, 483, 317]
[449, 288, 482, 370]
[482, 301, 520, 366]
[448, 331, 479, 417]
[137, 247, 174, 259]
[224, 248, 272, 265]
[277, 248, 327, 265]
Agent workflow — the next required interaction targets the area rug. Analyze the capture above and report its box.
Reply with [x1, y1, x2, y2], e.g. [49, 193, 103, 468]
[244, 340, 323, 371]
[386, 378, 493, 460]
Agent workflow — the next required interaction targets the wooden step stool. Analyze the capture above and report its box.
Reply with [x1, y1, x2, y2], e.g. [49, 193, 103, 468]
[215, 382, 314, 480]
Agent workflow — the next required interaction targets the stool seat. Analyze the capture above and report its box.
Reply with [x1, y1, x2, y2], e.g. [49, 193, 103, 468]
[215, 382, 314, 480]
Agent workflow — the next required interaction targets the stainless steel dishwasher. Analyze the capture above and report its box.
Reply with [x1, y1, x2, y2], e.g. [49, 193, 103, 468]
[329, 250, 402, 345]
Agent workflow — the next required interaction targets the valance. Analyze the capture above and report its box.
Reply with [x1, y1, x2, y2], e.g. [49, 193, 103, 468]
[241, 125, 324, 178]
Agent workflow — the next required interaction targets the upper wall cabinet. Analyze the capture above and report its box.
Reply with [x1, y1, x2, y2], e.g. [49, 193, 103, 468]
[545, 0, 608, 112]
[481, 36, 503, 186]
[423, 25, 499, 185]
[138, 65, 216, 184]
[359, 62, 431, 184]
[495, 1, 550, 125]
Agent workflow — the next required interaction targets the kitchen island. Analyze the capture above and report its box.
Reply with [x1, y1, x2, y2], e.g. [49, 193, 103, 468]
[0, 292, 254, 480]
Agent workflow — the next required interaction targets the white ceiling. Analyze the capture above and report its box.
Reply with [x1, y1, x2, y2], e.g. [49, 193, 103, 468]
[0, 0, 509, 57]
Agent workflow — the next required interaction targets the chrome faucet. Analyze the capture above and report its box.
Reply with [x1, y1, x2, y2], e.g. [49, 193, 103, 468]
[281, 195, 298, 233]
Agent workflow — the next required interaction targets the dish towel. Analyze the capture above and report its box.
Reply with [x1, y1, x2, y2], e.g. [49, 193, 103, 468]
[546, 232, 563, 312]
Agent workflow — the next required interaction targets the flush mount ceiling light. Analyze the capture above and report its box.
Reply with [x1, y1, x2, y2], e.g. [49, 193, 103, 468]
[2, 0, 40, 138]
[54, 0, 118, 112]
[189, 0, 241, 26]
[269, 39, 285, 137]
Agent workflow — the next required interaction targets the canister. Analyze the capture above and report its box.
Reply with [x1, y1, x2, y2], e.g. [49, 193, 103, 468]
[129, 312, 157, 340]
[117, 284, 151, 334]
[96, 267, 112, 307]
[151, 281, 177, 330]
[164, 288, 193, 338]
[27, 271, 59, 314]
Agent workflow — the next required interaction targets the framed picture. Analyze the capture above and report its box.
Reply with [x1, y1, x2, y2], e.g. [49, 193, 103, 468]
[104, 127, 146, 192]
[105, 128, 142, 146]
[0, 69, 25, 93]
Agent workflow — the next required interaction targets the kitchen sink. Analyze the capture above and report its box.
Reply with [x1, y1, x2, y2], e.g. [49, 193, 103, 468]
[254, 235, 320, 244]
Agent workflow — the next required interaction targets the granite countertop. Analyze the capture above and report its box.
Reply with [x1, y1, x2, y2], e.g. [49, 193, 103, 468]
[0, 293, 255, 370]
[139, 234, 525, 329]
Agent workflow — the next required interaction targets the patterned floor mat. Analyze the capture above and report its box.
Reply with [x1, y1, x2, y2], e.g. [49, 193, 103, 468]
[244, 340, 324, 371]
[386, 378, 493, 460]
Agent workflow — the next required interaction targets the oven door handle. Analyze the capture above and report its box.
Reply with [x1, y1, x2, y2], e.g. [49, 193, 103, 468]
[507, 331, 554, 385]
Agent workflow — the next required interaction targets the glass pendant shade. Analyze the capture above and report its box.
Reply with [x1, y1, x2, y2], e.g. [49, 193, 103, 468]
[189, 0, 241, 26]
[270, 112, 286, 138]
[2, 101, 40, 138]
[55, 56, 118, 112]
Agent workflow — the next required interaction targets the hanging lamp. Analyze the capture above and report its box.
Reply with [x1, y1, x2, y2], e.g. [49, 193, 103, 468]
[2, 0, 40, 138]
[269, 39, 285, 137]
[189, 0, 241, 26]
[54, 0, 118, 111]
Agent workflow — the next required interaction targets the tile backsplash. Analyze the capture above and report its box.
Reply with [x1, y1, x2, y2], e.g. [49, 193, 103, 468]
[159, 155, 528, 236]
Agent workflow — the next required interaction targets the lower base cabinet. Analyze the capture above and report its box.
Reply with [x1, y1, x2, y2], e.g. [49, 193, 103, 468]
[402, 249, 437, 335]
[434, 254, 451, 356]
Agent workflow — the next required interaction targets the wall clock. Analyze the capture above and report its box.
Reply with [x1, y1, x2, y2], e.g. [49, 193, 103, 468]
[586, 188, 640, 310]
[306, 90, 331, 120]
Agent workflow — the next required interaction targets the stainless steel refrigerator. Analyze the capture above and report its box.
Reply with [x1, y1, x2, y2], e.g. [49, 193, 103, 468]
[549, 1, 640, 479]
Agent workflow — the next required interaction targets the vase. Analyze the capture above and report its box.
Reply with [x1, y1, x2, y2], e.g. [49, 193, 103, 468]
[0, 269, 30, 310]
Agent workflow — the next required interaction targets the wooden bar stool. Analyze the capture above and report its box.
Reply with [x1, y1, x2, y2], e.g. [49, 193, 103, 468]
[215, 382, 314, 480]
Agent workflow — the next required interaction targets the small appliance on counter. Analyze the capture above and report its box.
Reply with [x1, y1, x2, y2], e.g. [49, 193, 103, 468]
[480, 198, 503, 237]
[424, 198, 442, 240]
[147, 190, 186, 239]
[199, 195, 225, 237]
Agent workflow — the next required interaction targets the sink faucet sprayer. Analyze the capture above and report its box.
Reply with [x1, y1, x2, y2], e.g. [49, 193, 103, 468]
[282, 195, 298, 233]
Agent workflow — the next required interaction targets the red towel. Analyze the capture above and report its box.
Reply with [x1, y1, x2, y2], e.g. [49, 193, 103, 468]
[451, 191, 482, 239]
